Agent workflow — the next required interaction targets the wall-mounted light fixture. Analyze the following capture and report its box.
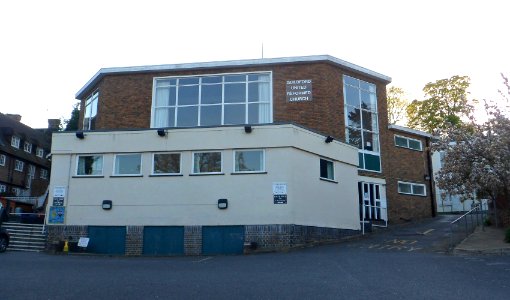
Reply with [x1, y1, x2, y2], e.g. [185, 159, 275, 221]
[157, 129, 166, 137]
[75, 131, 85, 139]
[424, 175, 431, 181]
[244, 126, 252, 133]
[325, 136, 334, 143]
[218, 199, 228, 209]
[102, 200, 113, 210]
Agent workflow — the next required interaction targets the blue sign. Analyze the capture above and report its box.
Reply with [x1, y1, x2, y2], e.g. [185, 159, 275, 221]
[48, 206, 65, 224]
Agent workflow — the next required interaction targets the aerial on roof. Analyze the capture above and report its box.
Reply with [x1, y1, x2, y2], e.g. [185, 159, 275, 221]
[76, 55, 392, 100]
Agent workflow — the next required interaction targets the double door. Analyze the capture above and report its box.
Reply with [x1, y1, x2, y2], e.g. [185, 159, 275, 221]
[358, 182, 387, 221]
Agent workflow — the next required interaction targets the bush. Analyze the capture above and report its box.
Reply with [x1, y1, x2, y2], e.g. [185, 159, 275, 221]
[484, 218, 492, 227]
[505, 228, 510, 243]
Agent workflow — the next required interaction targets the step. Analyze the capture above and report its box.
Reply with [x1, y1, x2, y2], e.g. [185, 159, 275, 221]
[7, 246, 45, 252]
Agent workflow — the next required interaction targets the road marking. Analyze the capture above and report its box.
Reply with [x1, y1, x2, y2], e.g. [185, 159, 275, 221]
[193, 257, 213, 263]
[421, 229, 435, 235]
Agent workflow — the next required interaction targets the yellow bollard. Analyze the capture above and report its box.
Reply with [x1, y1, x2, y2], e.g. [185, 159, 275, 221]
[63, 240, 69, 253]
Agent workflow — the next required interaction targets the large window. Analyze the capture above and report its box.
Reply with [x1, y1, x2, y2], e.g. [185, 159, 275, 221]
[11, 136, 20, 148]
[83, 91, 98, 130]
[14, 160, 24, 172]
[77, 155, 103, 176]
[234, 150, 264, 173]
[40, 169, 48, 179]
[192, 152, 222, 174]
[24, 142, 32, 153]
[36, 147, 44, 158]
[343, 75, 380, 172]
[394, 135, 422, 151]
[152, 73, 271, 128]
[320, 158, 335, 180]
[152, 153, 181, 175]
[0, 184, 6, 193]
[0, 154, 5, 166]
[114, 154, 142, 176]
[398, 181, 426, 196]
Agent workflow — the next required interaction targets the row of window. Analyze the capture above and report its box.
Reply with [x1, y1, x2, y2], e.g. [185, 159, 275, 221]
[0, 184, 26, 196]
[0, 154, 48, 179]
[397, 181, 426, 196]
[394, 135, 423, 151]
[10, 136, 46, 158]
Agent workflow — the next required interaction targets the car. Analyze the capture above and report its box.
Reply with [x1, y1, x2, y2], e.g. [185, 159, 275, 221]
[0, 227, 9, 253]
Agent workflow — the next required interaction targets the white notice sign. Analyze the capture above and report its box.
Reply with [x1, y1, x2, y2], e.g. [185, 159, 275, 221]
[53, 186, 66, 198]
[272, 183, 287, 195]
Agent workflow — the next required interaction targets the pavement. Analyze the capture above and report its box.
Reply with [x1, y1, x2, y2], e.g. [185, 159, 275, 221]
[454, 225, 510, 255]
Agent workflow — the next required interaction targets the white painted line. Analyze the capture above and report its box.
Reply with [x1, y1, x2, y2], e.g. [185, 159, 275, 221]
[193, 257, 213, 263]
[422, 229, 435, 235]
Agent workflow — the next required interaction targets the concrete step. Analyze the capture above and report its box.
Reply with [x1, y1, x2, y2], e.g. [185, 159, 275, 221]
[3, 222, 47, 252]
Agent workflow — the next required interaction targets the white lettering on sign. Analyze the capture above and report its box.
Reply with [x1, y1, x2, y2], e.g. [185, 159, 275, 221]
[286, 79, 312, 102]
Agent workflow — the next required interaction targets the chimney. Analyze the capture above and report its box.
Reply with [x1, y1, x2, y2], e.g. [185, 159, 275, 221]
[6, 114, 22, 122]
[48, 119, 61, 131]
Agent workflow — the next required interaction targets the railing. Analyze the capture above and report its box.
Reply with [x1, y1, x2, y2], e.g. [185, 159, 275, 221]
[449, 203, 486, 250]
[3, 196, 38, 205]
[361, 204, 388, 235]
[7, 212, 46, 225]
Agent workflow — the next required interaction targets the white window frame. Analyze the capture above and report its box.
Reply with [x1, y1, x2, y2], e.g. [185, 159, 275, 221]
[24, 142, 32, 153]
[0, 184, 6, 193]
[394, 135, 423, 151]
[83, 91, 99, 130]
[151, 72, 273, 128]
[40, 169, 48, 179]
[36, 147, 44, 158]
[0, 154, 5, 166]
[397, 181, 427, 196]
[233, 149, 265, 173]
[151, 152, 182, 175]
[192, 151, 223, 174]
[11, 136, 20, 148]
[12, 187, 21, 196]
[76, 155, 104, 176]
[14, 160, 24, 172]
[319, 158, 335, 181]
[113, 153, 142, 176]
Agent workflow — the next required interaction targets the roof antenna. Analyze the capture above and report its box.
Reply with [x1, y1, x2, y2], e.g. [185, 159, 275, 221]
[261, 42, 264, 59]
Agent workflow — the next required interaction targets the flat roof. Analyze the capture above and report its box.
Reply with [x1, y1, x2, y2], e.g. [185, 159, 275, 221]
[388, 124, 432, 138]
[76, 55, 392, 99]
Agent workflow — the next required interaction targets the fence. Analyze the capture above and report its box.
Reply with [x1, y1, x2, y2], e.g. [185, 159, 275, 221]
[449, 203, 486, 250]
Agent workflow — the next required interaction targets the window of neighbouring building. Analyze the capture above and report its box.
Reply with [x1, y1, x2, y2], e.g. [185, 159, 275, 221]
[83, 91, 99, 130]
[398, 181, 426, 196]
[12, 187, 21, 196]
[234, 149, 264, 173]
[192, 152, 222, 174]
[11, 136, 20, 148]
[343, 75, 380, 172]
[394, 135, 422, 151]
[0, 154, 5, 166]
[36, 147, 44, 158]
[14, 160, 24, 172]
[40, 169, 48, 179]
[152, 153, 181, 175]
[152, 73, 272, 128]
[24, 142, 32, 153]
[77, 155, 103, 176]
[0, 184, 6, 193]
[114, 154, 142, 176]
[320, 158, 335, 181]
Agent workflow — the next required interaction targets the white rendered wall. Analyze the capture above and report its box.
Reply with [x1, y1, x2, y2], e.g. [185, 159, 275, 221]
[47, 125, 360, 230]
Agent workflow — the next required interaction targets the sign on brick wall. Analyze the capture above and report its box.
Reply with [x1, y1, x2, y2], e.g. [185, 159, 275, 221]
[286, 79, 312, 102]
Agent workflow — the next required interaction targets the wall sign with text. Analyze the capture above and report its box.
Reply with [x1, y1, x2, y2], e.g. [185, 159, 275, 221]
[286, 79, 312, 102]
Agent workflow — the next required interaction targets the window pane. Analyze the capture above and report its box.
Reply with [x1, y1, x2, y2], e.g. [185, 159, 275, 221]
[395, 136, 408, 147]
[201, 84, 222, 104]
[225, 75, 245, 82]
[154, 107, 175, 128]
[176, 106, 198, 127]
[413, 185, 425, 196]
[409, 139, 422, 150]
[178, 85, 199, 105]
[344, 76, 359, 87]
[156, 79, 176, 87]
[179, 78, 199, 85]
[202, 76, 222, 84]
[346, 106, 361, 128]
[224, 83, 246, 103]
[346, 128, 362, 149]
[193, 152, 221, 173]
[115, 154, 141, 175]
[320, 159, 334, 180]
[224, 104, 246, 125]
[248, 82, 270, 102]
[248, 74, 270, 82]
[235, 150, 264, 172]
[344, 85, 360, 107]
[398, 182, 411, 194]
[77, 156, 103, 175]
[248, 103, 270, 124]
[153, 153, 180, 174]
[200, 105, 222, 126]
[363, 131, 379, 152]
[360, 90, 374, 111]
[363, 153, 381, 172]
[156, 87, 176, 106]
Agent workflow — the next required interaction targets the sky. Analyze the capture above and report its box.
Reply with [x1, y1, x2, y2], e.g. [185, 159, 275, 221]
[1, 0, 509, 128]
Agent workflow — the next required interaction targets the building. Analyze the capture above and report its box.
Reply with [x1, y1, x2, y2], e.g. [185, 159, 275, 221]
[0, 113, 53, 214]
[46, 55, 435, 255]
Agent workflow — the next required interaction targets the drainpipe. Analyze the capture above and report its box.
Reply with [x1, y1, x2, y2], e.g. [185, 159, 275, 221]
[426, 138, 437, 217]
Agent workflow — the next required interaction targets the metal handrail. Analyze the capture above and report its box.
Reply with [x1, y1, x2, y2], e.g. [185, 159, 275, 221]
[449, 203, 485, 250]
[450, 203, 483, 225]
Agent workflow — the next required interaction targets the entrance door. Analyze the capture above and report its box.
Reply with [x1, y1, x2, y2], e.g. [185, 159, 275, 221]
[358, 182, 387, 221]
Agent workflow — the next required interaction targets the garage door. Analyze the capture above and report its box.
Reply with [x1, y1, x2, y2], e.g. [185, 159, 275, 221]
[87, 226, 126, 255]
[143, 226, 184, 256]
[202, 226, 245, 255]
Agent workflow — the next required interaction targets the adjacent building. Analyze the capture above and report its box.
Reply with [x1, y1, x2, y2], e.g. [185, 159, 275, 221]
[46, 55, 435, 255]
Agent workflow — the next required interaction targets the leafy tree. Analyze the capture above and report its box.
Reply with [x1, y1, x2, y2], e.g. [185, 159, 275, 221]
[433, 75, 510, 213]
[64, 103, 80, 131]
[387, 86, 409, 125]
[407, 75, 473, 133]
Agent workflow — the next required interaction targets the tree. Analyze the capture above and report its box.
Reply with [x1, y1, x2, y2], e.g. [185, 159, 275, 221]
[64, 103, 80, 131]
[407, 75, 473, 133]
[386, 86, 408, 125]
[433, 75, 510, 215]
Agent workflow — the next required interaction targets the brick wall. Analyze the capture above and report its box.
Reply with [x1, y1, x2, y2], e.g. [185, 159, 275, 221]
[184, 225, 202, 255]
[126, 226, 143, 256]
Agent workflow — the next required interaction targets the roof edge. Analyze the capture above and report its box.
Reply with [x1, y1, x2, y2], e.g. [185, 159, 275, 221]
[388, 124, 432, 138]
